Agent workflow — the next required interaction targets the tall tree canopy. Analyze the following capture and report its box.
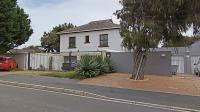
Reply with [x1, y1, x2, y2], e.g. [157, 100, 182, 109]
[41, 23, 75, 52]
[0, 0, 33, 53]
[116, 0, 200, 80]
[23, 45, 43, 53]
[164, 36, 200, 47]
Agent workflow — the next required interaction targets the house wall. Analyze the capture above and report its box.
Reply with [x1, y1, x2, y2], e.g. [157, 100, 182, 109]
[109, 51, 172, 76]
[190, 41, 200, 56]
[60, 29, 123, 52]
[29, 53, 64, 71]
[13, 54, 28, 70]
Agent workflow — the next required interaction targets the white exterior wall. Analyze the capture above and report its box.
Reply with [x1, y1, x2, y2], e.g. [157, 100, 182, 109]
[172, 56, 185, 74]
[29, 53, 64, 71]
[60, 29, 123, 52]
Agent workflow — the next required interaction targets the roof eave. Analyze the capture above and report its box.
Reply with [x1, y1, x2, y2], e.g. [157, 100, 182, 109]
[57, 27, 120, 35]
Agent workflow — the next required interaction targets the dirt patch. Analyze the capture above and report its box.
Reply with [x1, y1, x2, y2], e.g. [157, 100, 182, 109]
[80, 73, 200, 96]
[0, 72, 12, 76]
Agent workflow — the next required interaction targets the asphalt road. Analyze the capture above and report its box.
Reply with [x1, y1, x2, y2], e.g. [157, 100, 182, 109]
[0, 75, 200, 110]
[0, 84, 174, 112]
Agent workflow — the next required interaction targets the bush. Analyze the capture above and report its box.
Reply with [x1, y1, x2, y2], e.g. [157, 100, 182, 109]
[103, 57, 115, 73]
[36, 65, 45, 71]
[75, 55, 115, 78]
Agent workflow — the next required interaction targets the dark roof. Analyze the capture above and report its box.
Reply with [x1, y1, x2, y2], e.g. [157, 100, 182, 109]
[57, 19, 120, 35]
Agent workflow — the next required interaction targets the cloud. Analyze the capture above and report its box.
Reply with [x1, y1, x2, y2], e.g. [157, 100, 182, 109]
[17, 0, 122, 48]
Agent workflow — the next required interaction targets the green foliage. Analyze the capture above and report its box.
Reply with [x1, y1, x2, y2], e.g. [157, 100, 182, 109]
[103, 57, 115, 73]
[36, 65, 46, 71]
[116, 0, 200, 51]
[75, 55, 115, 78]
[0, 0, 33, 53]
[115, 0, 200, 80]
[75, 55, 100, 78]
[164, 36, 200, 47]
[41, 23, 75, 52]
[23, 45, 43, 53]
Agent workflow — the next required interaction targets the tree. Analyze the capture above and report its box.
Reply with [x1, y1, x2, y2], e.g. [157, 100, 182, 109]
[164, 36, 200, 47]
[41, 23, 75, 52]
[116, 0, 200, 80]
[0, 0, 33, 53]
[23, 45, 43, 53]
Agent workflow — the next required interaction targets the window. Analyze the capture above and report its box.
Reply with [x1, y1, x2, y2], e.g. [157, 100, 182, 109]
[99, 34, 108, 47]
[69, 37, 76, 48]
[85, 35, 90, 44]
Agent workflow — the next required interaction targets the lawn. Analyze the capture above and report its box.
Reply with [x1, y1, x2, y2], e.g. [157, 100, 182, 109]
[7, 70, 82, 79]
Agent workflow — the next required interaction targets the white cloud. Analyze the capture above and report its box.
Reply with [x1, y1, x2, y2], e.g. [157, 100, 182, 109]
[17, 0, 122, 48]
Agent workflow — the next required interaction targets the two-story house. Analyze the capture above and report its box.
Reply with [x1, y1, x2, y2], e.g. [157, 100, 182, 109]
[58, 19, 123, 53]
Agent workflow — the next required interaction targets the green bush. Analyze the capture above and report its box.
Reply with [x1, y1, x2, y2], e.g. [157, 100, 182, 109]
[75, 55, 115, 78]
[103, 57, 115, 73]
[36, 65, 45, 71]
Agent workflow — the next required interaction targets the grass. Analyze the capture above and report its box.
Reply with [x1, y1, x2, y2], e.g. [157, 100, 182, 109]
[8, 70, 83, 79]
[40, 71, 82, 79]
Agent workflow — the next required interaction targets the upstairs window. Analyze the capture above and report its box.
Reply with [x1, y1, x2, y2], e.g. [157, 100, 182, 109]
[69, 37, 76, 48]
[99, 34, 108, 47]
[85, 35, 90, 44]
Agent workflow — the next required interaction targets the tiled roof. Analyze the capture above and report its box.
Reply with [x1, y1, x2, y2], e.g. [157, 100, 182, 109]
[57, 19, 120, 35]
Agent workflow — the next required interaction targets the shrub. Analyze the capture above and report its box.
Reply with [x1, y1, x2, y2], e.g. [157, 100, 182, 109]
[75, 55, 100, 78]
[103, 57, 115, 73]
[75, 55, 115, 78]
[36, 65, 45, 71]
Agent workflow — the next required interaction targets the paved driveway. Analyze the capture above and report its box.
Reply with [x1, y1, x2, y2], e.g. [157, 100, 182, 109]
[80, 73, 200, 96]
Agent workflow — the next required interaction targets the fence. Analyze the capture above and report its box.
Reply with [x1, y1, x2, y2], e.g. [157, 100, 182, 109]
[12, 51, 102, 71]
[109, 51, 172, 76]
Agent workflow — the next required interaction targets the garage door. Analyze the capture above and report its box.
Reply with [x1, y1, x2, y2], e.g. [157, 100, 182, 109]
[172, 56, 184, 74]
[191, 56, 200, 74]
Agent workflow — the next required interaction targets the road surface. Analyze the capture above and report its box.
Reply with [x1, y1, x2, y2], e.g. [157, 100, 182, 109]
[0, 84, 171, 112]
[0, 74, 199, 110]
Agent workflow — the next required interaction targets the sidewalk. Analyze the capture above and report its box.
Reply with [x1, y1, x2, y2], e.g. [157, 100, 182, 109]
[0, 74, 199, 110]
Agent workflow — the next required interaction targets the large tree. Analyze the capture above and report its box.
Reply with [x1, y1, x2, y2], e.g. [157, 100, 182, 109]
[116, 0, 200, 80]
[0, 0, 33, 53]
[164, 36, 200, 47]
[41, 23, 75, 52]
[23, 45, 43, 53]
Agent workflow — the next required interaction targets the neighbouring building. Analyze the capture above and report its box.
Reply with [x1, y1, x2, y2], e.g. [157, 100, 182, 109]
[57, 19, 124, 52]
[152, 41, 200, 74]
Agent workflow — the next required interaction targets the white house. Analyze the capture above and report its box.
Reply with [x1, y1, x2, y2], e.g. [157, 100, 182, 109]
[58, 19, 123, 53]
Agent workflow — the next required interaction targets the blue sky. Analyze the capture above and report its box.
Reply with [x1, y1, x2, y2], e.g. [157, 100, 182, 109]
[18, 0, 66, 8]
[17, 0, 122, 48]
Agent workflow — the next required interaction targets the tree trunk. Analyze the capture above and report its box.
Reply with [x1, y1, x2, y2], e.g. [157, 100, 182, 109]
[131, 49, 147, 80]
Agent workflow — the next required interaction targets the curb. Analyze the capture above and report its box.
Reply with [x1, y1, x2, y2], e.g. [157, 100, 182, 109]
[0, 80, 199, 112]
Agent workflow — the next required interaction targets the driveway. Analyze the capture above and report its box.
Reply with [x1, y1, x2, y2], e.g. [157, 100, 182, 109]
[80, 73, 200, 96]
[0, 74, 200, 110]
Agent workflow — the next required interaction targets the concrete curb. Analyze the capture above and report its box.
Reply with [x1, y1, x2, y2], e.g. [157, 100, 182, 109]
[0, 79, 199, 112]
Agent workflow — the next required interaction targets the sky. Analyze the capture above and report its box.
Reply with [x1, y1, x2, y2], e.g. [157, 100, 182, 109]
[17, 0, 122, 48]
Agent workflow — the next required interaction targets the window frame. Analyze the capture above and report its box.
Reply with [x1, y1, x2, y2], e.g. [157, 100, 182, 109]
[68, 37, 76, 49]
[85, 35, 90, 44]
[99, 34, 109, 47]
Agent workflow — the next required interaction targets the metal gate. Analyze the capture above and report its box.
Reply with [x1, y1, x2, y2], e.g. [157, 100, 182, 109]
[191, 56, 200, 74]
[172, 56, 185, 74]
